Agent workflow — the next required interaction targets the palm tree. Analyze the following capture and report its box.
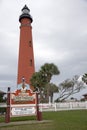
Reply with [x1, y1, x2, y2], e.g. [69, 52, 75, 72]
[40, 63, 60, 82]
[30, 63, 60, 103]
[40, 63, 60, 102]
[30, 71, 47, 102]
[44, 83, 59, 103]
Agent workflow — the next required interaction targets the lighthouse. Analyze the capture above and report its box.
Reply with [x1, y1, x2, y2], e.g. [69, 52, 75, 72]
[17, 5, 35, 90]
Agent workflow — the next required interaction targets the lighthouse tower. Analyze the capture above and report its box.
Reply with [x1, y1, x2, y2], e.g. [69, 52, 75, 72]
[17, 5, 35, 90]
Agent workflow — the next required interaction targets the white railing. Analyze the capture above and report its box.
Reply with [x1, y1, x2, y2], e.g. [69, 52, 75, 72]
[0, 101, 87, 111]
[39, 101, 87, 111]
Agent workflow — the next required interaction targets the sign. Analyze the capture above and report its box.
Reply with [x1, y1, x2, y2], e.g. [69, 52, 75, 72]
[11, 81, 36, 116]
[11, 91, 35, 104]
[11, 83, 36, 104]
[11, 107, 36, 116]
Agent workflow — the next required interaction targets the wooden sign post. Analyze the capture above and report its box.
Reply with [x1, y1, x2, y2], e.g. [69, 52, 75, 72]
[5, 87, 10, 123]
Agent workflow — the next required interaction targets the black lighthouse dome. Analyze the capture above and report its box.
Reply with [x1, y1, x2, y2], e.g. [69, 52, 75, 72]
[19, 5, 33, 23]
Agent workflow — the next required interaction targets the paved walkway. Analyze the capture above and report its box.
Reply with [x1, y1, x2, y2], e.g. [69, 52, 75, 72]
[0, 120, 51, 127]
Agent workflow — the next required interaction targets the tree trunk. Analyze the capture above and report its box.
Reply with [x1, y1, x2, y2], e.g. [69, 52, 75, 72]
[50, 93, 53, 103]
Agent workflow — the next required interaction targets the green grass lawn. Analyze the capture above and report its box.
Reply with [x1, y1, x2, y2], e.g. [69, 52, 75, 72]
[0, 110, 87, 130]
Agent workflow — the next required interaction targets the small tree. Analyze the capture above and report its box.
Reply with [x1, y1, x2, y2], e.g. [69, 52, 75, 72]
[56, 75, 84, 102]
[82, 73, 87, 84]
[0, 91, 6, 102]
[0, 91, 6, 114]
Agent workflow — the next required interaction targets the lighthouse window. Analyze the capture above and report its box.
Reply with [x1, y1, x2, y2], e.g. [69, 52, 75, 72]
[30, 59, 32, 66]
[29, 41, 32, 47]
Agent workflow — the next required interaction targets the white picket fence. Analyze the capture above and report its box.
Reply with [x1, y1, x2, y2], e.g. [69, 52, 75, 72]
[0, 101, 87, 112]
[39, 101, 87, 111]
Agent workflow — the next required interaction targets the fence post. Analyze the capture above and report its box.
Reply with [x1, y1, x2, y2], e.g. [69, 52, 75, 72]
[85, 101, 87, 109]
[55, 103, 57, 111]
[70, 102, 72, 110]
[5, 87, 11, 123]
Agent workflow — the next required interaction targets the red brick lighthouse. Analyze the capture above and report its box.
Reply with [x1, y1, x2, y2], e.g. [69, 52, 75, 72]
[5, 6, 42, 122]
[17, 5, 35, 90]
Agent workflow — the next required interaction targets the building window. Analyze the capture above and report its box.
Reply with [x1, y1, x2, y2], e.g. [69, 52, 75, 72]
[29, 41, 32, 47]
[30, 59, 32, 66]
